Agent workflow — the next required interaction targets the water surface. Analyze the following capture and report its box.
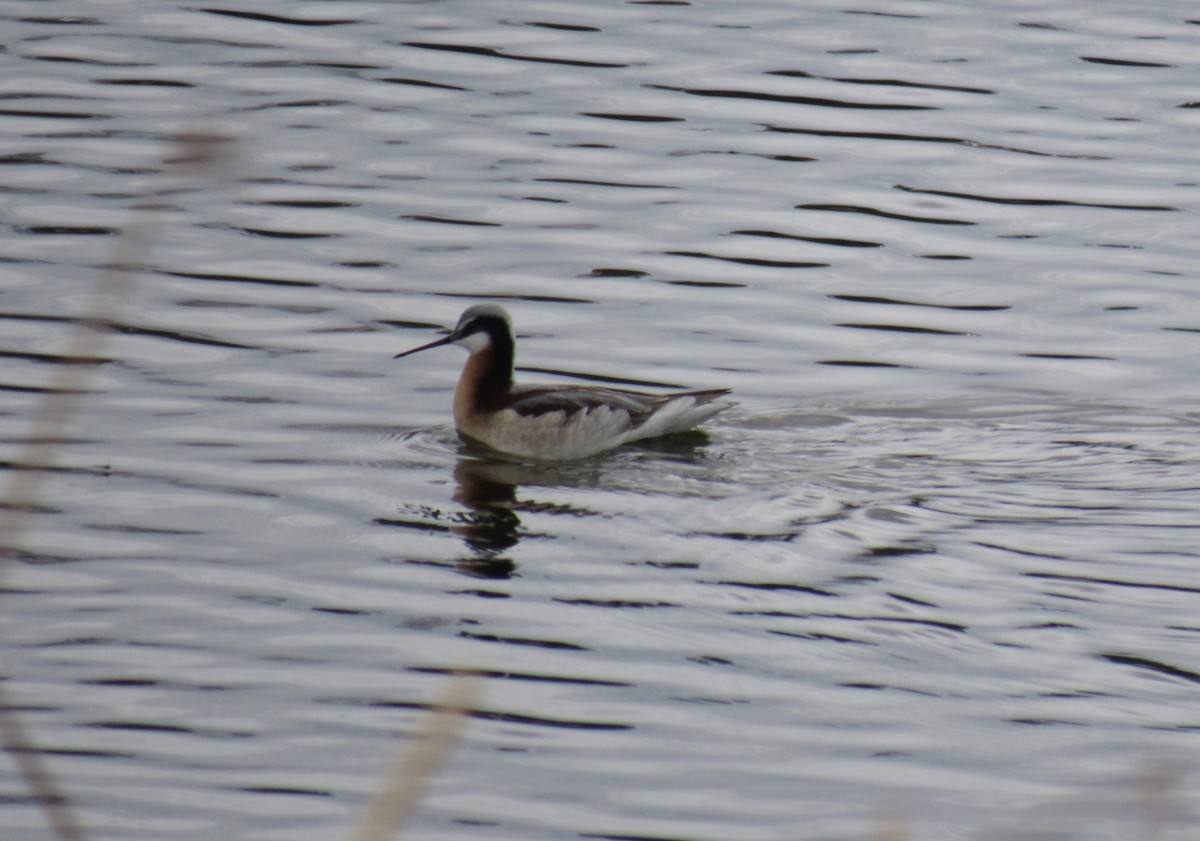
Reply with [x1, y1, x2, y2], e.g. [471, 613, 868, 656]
[2, 1, 1198, 839]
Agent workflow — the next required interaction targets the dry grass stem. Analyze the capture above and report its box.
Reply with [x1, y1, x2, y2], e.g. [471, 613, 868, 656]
[0, 684, 87, 841]
[0, 129, 233, 581]
[0, 131, 232, 841]
[351, 671, 484, 841]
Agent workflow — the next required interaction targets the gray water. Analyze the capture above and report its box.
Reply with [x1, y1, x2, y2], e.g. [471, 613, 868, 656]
[2, 1, 1199, 839]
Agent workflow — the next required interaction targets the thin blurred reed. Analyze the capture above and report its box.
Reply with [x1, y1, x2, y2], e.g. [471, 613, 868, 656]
[351, 670, 484, 841]
[0, 130, 233, 841]
[0, 129, 483, 841]
[0, 130, 231, 581]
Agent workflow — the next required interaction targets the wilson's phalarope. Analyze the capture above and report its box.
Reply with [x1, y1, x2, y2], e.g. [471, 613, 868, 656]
[395, 304, 733, 460]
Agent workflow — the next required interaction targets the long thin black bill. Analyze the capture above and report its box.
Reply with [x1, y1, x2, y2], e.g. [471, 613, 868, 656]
[394, 333, 456, 359]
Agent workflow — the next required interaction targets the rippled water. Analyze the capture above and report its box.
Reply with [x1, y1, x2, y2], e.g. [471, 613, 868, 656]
[2, 1, 1199, 839]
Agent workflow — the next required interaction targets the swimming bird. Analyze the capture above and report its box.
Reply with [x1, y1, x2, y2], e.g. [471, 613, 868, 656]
[395, 304, 733, 460]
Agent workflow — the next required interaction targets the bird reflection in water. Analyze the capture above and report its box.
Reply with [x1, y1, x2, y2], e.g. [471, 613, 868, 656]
[448, 456, 602, 577]
[449, 457, 523, 578]
[445, 432, 716, 577]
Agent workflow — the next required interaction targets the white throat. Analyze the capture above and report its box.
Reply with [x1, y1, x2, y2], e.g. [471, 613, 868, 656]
[454, 331, 492, 354]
